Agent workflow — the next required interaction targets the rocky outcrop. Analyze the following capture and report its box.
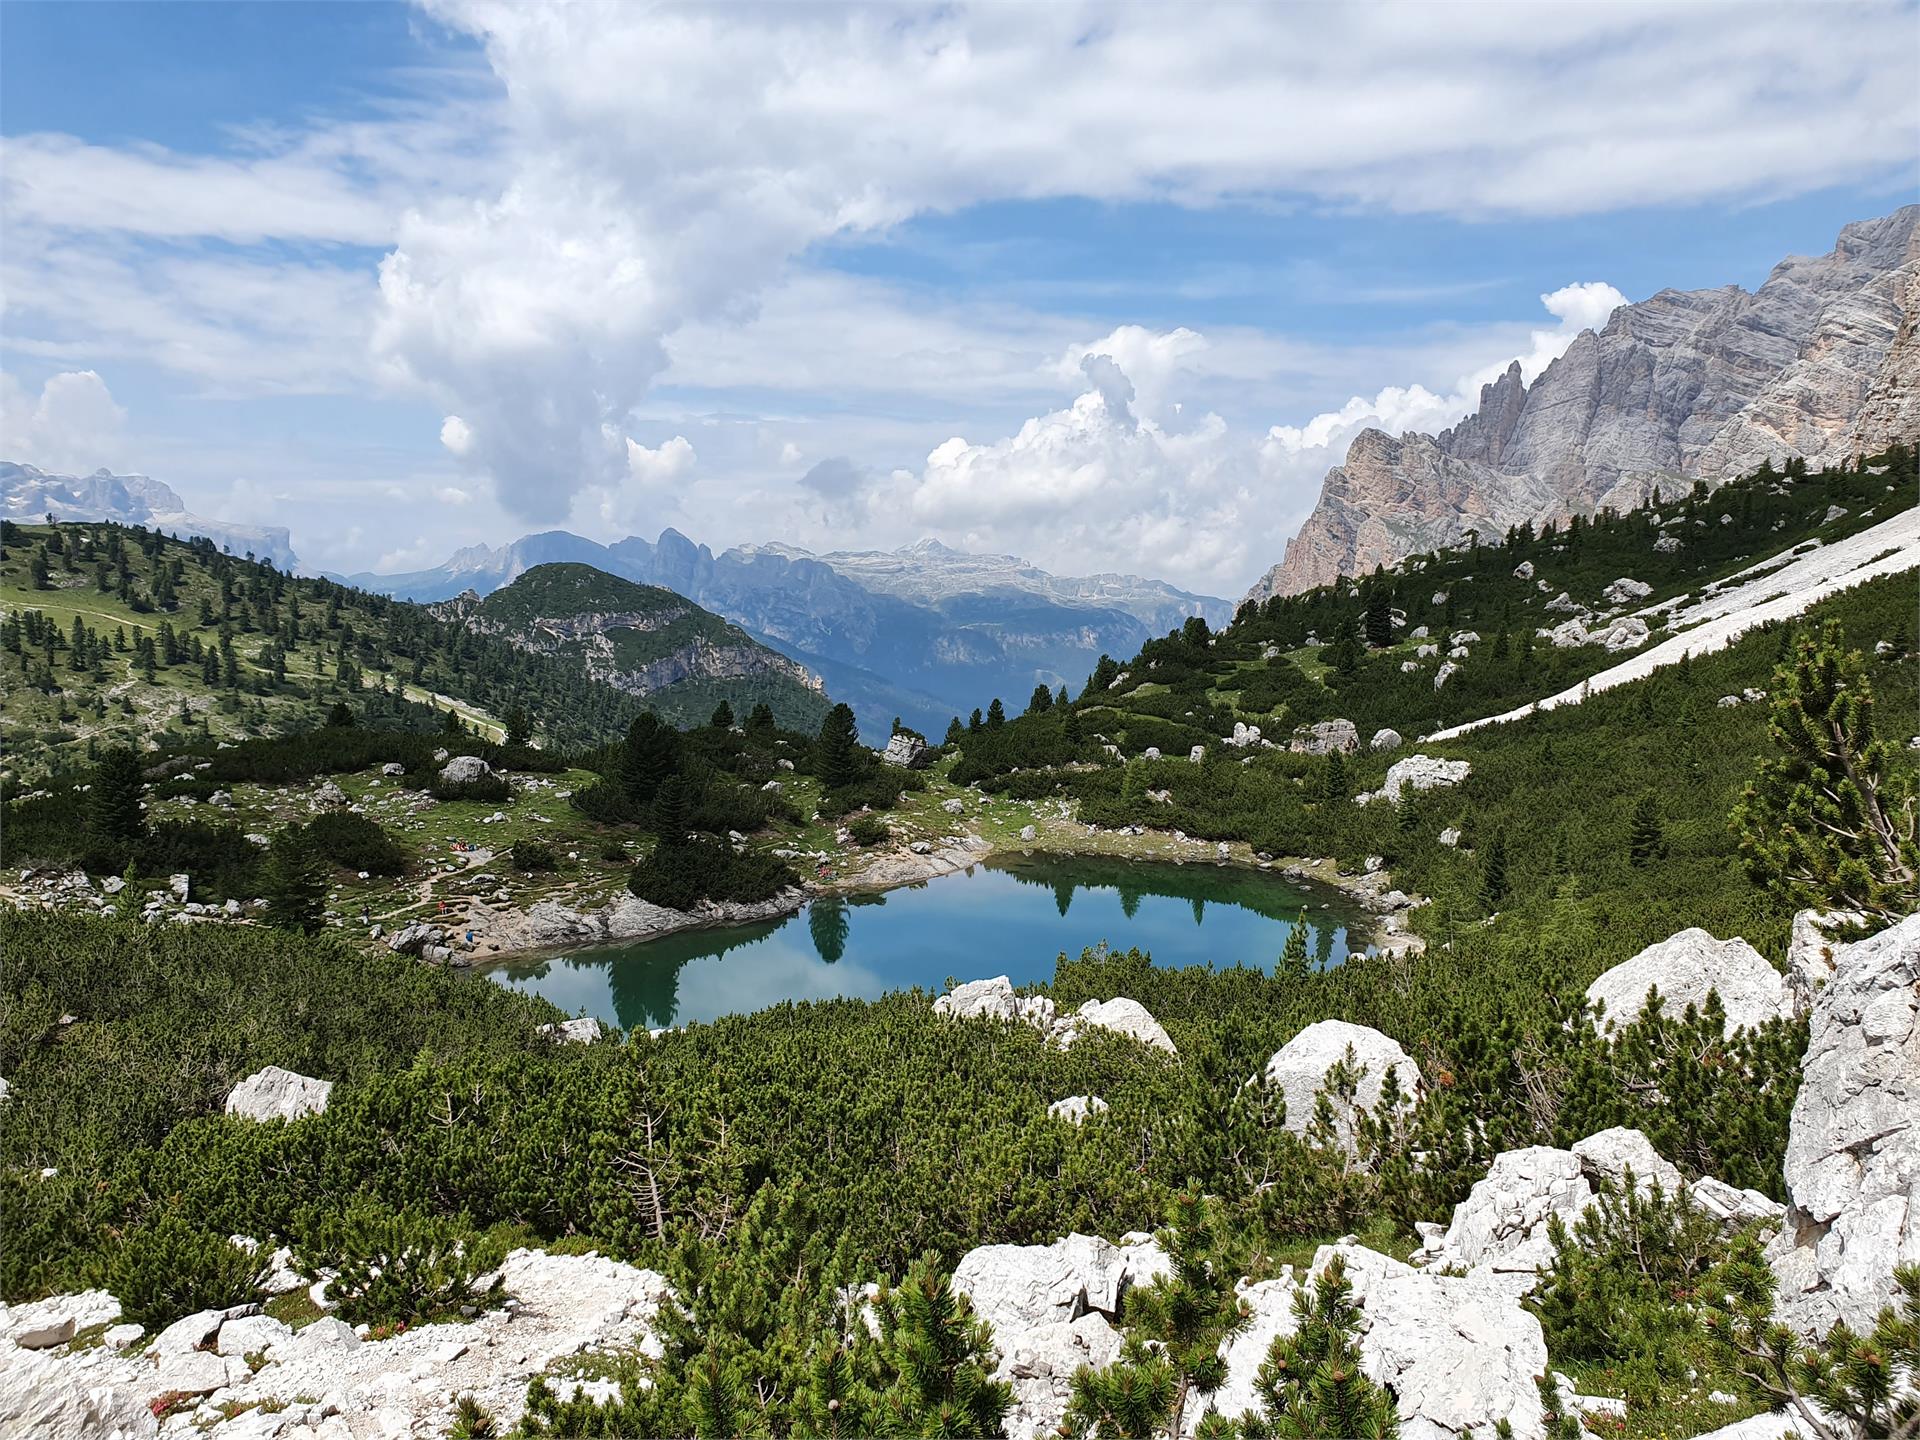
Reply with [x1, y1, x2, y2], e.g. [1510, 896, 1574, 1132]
[1047, 1095, 1109, 1126]
[880, 733, 928, 768]
[932, 980, 1176, 1055]
[951, 1232, 1169, 1440]
[1254, 1019, 1417, 1152]
[1767, 913, 1920, 1338]
[0, 1250, 672, 1439]
[224, 1066, 332, 1123]
[1249, 206, 1920, 597]
[1289, 719, 1359, 755]
[1204, 1241, 1551, 1440]
[438, 754, 494, 786]
[1356, 754, 1471, 806]
[1584, 927, 1792, 1037]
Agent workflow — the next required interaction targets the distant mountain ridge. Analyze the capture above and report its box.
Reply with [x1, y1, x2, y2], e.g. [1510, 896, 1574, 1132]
[433, 562, 830, 733]
[350, 532, 1230, 738]
[0, 461, 298, 570]
[1249, 204, 1920, 600]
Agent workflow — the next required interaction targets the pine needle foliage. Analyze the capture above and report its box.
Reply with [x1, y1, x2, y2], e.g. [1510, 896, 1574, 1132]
[1066, 1193, 1248, 1439]
[1229, 1252, 1397, 1440]
[1735, 620, 1918, 922]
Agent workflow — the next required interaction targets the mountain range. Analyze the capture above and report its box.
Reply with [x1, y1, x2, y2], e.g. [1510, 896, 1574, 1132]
[0, 461, 299, 571]
[347, 531, 1229, 738]
[1248, 204, 1920, 599]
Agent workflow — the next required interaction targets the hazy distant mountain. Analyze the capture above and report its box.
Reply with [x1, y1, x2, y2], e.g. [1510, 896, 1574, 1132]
[1250, 205, 1920, 599]
[0, 461, 298, 570]
[348, 531, 1229, 738]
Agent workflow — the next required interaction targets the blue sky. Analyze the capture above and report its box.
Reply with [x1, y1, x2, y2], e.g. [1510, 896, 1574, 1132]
[2, 1, 1914, 592]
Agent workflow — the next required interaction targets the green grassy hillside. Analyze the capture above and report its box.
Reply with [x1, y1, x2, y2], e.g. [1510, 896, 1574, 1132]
[0, 527, 827, 784]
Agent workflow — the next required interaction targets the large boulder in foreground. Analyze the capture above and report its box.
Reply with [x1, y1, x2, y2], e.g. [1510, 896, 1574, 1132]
[1584, 927, 1791, 1038]
[1768, 912, 1920, 1338]
[952, 1232, 1167, 1440]
[225, 1066, 332, 1123]
[1255, 1019, 1417, 1152]
[1204, 1242, 1549, 1440]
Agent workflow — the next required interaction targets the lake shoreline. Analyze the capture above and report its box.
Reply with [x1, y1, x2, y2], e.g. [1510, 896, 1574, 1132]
[456, 818, 1417, 977]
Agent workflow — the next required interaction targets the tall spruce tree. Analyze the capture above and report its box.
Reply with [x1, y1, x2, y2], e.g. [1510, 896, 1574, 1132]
[1479, 831, 1509, 912]
[88, 746, 147, 844]
[1364, 585, 1393, 649]
[261, 829, 326, 934]
[1628, 793, 1667, 866]
[815, 703, 863, 790]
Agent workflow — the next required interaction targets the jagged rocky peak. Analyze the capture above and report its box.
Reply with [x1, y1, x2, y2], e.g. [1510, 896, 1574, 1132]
[0, 460, 298, 569]
[1248, 204, 1920, 601]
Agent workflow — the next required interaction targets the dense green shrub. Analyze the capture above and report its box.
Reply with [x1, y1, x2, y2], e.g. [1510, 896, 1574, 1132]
[295, 1201, 506, 1327]
[433, 771, 513, 804]
[508, 838, 558, 873]
[846, 816, 891, 847]
[627, 838, 797, 910]
[302, 811, 410, 876]
[88, 1214, 269, 1331]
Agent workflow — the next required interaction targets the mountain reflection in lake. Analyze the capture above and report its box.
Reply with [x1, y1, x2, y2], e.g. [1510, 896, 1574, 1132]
[484, 853, 1366, 1032]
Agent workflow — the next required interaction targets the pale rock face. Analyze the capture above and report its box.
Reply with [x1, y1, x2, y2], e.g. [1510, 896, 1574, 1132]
[880, 733, 928, 768]
[1512, 561, 1535, 580]
[1256, 1019, 1417, 1152]
[1689, 1176, 1786, 1226]
[439, 754, 494, 786]
[1584, 927, 1791, 1037]
[0, 1344, 160, 1439]
[1438, 826, 1463, 847]
[1369, 727, 1403, 753]
[0, 1291, 121, 1350]
[539, 1017, 603, 1044]
[1786, 908, 1864, 1018]
[1433, 660, 1459, 689]
[1602, 577, 1653, 605]
[1428, 1146, 1594, 1294]
[951, 1233, 1167, 1343]
[1202, 1243, 1551, 1440]
[1289, 719, 1359, 755]
[933, 976, 1024, 1022]
[1768, 913, 1920, 1337]
[1046, 1095, 1110, 1126]
[1370, 754, 1472, 805]
[313, 780, 348, 808]
[1247, 207, 1919, 599]
[998, 1313, 1124, 1440]
[1570, 1127, 1684, 1196]
[1057, 998, 1177, 1055]
[225, 1066, 333, 1123]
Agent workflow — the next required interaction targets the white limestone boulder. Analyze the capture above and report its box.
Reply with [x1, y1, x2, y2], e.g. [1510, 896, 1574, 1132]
[1369, 727, 1403, 753]
[439, 754, 494, 786]
[538, 1016, 604, 1044]
[951, 1232, 1167, 1341]
[1767, 913, 1920, 1338]
[0, 1291, 120, 1351]
[1428, 1146, 1593, 1294]
[1689, 1176, 1786, 1226]
[1053, 998, 1176, 1055]
[1255, 1019, 1417, 1152]
[1376, 755, 1471, 804]
[1204, 1244, 1549, 1440]
[933, 976, 1022, 1022]
[1787, 908, 1864, 1018]
[225, 1066, 333, 1123]
[997, 1312, 1123, 1440]
[1584, 927, 1791, 1038]
[1570, 1126, 1683, 1196]
[0, 1346, 159, 1440]
[1047, 1095, 1109, 1126]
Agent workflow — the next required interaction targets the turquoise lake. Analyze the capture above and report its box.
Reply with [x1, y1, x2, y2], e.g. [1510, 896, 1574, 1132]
[485, 853, 1370, 1032]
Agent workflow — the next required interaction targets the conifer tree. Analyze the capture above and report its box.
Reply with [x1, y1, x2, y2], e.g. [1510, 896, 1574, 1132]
[1328, 612, 1362, 676]
[1319, 750, 1348, 803]
[1735, 620, 1917, 921]
[815, 703, 864, 790]
[1278, 912, 1310, 982]
[1028, 684, 1054, 715]
[1236, 1253, 1398, 1439]
[651, 774, 693, 842]
[1364, 586, 1393, 649]
[745, 702, 777, 742]
[710, 700, 734, 730]
[1066, 1193, 1246, 1439]
[1478, 831, 1508, 912]
[261, 828, 326, 934]
[1628, 793, 1667, 866]
[505, 704, 533, 746]
[88, 746, 147, 843]
[986, 697, 1006, 729]
[944, 717, 964, 746]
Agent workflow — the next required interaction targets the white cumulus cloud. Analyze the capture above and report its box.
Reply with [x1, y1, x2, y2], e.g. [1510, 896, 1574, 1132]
[0, 369, 127, 475]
